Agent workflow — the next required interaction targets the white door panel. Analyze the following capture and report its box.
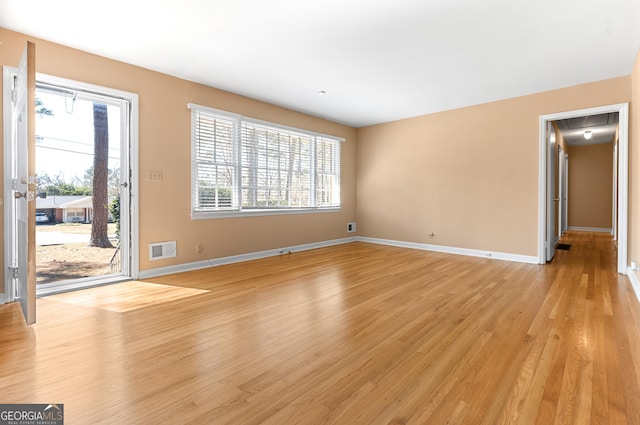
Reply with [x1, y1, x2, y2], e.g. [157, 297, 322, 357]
[5, 42, 36, 324]
[546, 121, 556, 262]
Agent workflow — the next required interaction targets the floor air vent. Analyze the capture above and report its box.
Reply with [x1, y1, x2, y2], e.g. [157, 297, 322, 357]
[149, 241, 177, 260]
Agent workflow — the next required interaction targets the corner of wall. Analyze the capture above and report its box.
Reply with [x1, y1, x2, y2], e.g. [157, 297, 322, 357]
[626, 268, 640, 304]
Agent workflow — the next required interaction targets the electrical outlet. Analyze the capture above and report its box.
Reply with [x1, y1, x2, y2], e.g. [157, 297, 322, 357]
[196, 243, 203, 254]
[347, 222, 356, 233]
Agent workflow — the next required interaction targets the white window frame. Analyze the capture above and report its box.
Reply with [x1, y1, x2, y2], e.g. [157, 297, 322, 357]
[189, 103, 343, 219]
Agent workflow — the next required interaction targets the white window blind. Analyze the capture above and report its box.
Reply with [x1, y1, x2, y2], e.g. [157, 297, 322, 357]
[189, 103, 342, 218]
[316, 136, 341, 208]
[191, 107, 239, 212]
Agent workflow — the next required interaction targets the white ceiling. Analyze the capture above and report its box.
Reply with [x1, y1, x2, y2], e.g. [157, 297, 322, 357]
[1, 0, 640, 128]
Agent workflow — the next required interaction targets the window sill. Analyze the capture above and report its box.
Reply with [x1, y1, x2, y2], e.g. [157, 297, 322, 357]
[191, 207, 341, 220]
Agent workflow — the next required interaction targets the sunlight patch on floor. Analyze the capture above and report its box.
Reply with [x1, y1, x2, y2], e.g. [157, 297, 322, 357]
[46, 280, 209, 312]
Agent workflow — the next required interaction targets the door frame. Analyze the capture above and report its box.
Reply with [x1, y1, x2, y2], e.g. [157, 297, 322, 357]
[612, 141, 618, 241]
[538, 103, 629, 273]
[2, 67, 12, 303]
[3, 70, 140, 297]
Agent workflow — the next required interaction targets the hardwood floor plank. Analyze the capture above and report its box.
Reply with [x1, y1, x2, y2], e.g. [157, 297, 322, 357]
[1, 233, 639, 424]
[591, 284, 611, 425]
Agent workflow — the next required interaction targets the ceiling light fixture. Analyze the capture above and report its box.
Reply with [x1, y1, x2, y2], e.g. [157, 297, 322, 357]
[584, 130, 592, 140]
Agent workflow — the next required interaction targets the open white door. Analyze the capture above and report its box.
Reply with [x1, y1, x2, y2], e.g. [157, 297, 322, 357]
[4, 42, 36, 324]
[31, 75, 139, 295]
[562, 153, 568, 235]
[546, 121, 557, 262]
[558, 147, 568, 238]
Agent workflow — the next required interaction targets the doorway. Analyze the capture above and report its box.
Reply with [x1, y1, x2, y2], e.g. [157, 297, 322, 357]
[4, 71, 139, 297]
[538, 103, 628, 273]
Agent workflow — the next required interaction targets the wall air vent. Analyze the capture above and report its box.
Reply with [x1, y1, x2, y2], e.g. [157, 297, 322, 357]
[149, 241, 177, 260]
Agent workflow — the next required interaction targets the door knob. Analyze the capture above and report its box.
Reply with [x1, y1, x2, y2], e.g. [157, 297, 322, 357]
[14, 191, 34, 200]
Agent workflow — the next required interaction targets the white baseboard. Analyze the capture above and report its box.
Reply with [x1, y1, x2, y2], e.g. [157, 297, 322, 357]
[567, 226, 612, 233]
[358, 237, 540, 264]
[139, 237, 358, 279]
[139, 236, 540, 280]
[626, 268, 640, 304]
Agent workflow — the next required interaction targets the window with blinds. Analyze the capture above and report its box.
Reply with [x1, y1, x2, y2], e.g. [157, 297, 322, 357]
[189, 103, 342, 218]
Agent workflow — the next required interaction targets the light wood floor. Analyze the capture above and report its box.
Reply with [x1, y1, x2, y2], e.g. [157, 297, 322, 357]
[1, 232, 640, 424]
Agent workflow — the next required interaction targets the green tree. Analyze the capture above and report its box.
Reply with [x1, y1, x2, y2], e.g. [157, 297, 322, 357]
[37, 172, 91, 195]
[109, 197, 120, 240]
[45, 182, 91, 196]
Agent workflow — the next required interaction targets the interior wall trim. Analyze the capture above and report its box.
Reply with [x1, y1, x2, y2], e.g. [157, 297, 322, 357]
[626, 269, 640, 303]
[139, 236, 539, 280]
[138, 237, 358, 279]
[567, 226, 612, 233]
[358, 237, 540, 265]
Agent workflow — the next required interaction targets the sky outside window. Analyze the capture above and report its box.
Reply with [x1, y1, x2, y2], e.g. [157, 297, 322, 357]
[35, 90, 121, 183]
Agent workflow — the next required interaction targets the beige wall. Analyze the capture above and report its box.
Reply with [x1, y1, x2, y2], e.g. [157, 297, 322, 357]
[566, 142, 614, 229]
[0, 28, 357, 279]
[356, 77, 631, 256]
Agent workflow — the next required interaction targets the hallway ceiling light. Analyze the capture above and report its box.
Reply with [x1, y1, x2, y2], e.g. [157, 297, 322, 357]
[584, 130, 592, 140]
